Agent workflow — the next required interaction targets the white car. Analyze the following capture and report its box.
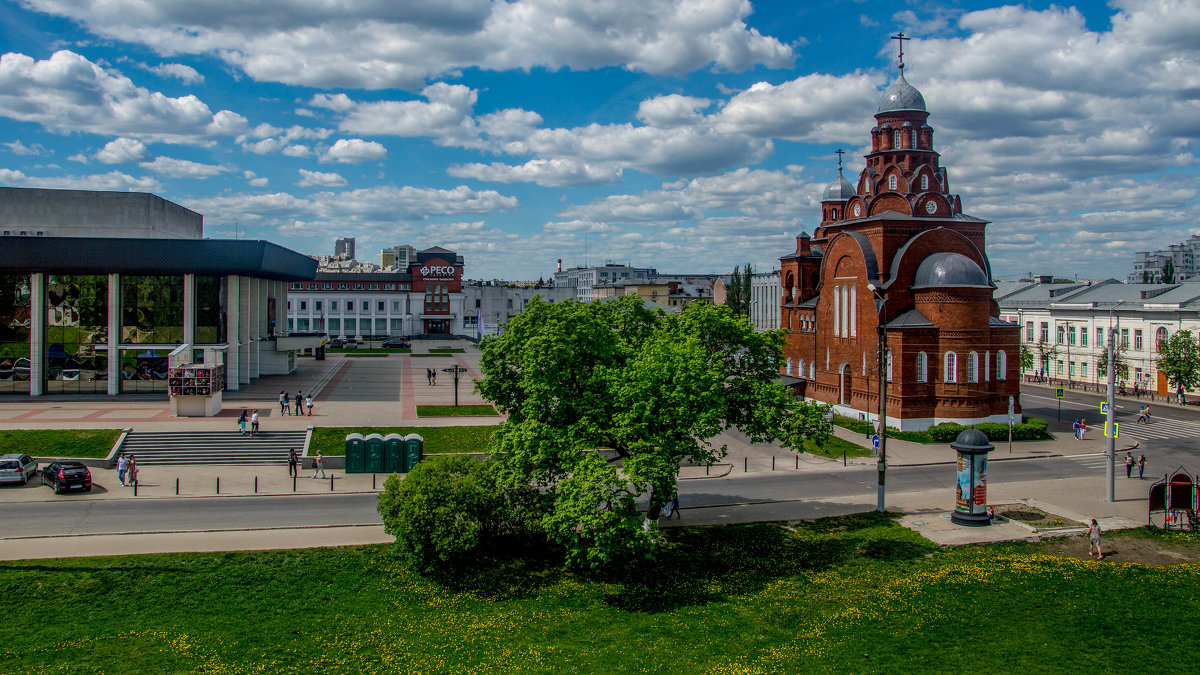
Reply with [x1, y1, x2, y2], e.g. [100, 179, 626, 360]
[0, 453, 38, 485]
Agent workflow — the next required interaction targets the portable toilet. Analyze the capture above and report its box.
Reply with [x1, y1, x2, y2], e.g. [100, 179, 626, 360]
[344, 433, 365, 473]
[363, 434, 385, 474]
[403, 433, 425, 472]
[383, 433, 405, 473]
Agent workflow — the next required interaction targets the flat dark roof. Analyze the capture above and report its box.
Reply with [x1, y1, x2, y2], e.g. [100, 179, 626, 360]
[0, 237, 317, 281]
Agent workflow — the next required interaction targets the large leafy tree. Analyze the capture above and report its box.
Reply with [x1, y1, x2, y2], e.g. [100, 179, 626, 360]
[1162, 259, 1176, 284]
[725, 266, 744, 316]
[1156, 329, 1200, 392]
[1019, 344, 1034, 372]
[1097, 341, 1130, 382]
[476, 295, 831, 570]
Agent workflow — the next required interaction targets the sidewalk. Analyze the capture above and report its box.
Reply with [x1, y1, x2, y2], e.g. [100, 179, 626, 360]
[1024, 380, 1196, 413]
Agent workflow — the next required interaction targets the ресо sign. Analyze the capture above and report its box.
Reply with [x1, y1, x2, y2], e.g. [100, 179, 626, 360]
[420, 265, 456, 278]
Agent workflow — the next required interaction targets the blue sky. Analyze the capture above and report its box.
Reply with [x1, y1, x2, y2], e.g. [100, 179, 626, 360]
[1, 0, 1197, 280]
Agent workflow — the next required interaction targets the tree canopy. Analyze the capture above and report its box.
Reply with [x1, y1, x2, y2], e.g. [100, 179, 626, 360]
[1156, 329, 1200, 391]
[475, 295, 831, 569]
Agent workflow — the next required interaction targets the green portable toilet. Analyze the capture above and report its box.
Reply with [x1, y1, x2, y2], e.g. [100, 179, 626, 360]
[403, 433, 424, 472]
[344, 433, 365, 473]
[365, 433, 387, 473]
[363, 434, 385, 474]
[383, 433, 404, 473]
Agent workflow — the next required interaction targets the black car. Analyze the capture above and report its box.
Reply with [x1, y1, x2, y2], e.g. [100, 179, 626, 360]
[40, 461, 92, 494]
[381, 337, 411, 349]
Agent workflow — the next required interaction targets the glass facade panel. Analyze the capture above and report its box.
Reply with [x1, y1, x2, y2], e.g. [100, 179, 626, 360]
[119, 347, 170, 393]
[328, 318, 340, 333]
[0, 275, 32, 394]
[344, 318, 356, 334]
[45, 275, 108, 394]
[195, 275, 227, 344]
[121, 276, 184, 345]
[375, 318, 386, 333]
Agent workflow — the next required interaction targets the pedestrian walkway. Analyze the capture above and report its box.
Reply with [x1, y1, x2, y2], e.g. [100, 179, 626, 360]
[1120, 416, 1200, 442]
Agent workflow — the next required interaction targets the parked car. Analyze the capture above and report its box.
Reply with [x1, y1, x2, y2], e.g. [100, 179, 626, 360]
[327, 336, 346, 348]
[0, 454, 37, 485]
[381, 337, 411, 348]
[40, 461, 92, 494]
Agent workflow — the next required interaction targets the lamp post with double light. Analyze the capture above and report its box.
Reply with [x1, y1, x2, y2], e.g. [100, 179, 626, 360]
[866, 282, 887, 513]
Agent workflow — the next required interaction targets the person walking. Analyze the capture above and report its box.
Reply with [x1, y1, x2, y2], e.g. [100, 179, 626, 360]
[431, 369, 437, 385]
[671, 494, 681, 520]
[250, 410, 260, 437]
[305, 394, 314, 416]
[288, 448, 298, 477]
[127, 455, 138, 488]
[1136, 405, 1148, 424]
[1124, 452, 1134, 478]
[295, 390, 304, 415]
[1137, 453, 1147, 479]
[1087, 519, 1104, 559]
[425, 367, 432, 385]
[280, 390, 289, 415]
[238, 409, 248, 435]
[1179, 385, 1186, 406]
[1079, 419, 1086, 440]
[117, 453, 129, 487]
[1072, 419, 1081, 441]
[311, 452, 326, 479]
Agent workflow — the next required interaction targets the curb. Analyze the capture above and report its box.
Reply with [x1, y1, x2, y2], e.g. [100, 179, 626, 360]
[1, 522, 382, 541]
[2, 488, 384, 505]
[680, 463, 733, 480]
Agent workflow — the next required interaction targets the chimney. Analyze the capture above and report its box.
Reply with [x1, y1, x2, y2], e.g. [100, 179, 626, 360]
[796, 231, 811, 256]
[557, 258, 562, 273]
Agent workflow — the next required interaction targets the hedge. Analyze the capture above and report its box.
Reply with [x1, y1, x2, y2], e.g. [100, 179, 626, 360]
[928, 417, 1050, 443]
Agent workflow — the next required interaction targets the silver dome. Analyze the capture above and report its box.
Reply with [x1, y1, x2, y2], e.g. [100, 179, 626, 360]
[822, 173, 856, 201]
[911, 252, 990, 289]
[877, 71, 926, 114]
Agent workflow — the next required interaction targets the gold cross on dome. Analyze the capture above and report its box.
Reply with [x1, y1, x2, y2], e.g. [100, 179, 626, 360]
[892, 32, 911, 71]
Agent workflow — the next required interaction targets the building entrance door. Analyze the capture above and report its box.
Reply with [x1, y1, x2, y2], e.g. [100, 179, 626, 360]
[423, 319, 449, 334]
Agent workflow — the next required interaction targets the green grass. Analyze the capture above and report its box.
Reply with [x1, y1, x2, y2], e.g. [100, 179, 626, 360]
[803, 434, 872, 458]
[409, 353, 456, 358]
[0, 428, 121, 459]
[428, 347, 466, 353]
[416, 404, 498, 417]
[340, 353, 390, 358]
[309, 425, 497, 456]
[1, 516, 1196, 673]
[327, 348, 411, 354]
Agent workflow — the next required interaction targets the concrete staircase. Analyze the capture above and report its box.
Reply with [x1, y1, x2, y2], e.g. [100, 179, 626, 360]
[117, 430, 309, 465]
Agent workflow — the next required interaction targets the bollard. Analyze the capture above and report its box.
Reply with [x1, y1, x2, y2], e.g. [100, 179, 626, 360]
[133, 480, 138, 497]
[843, 450, 847, 467]
[744, 457, 747, 473]
[254, 476, 258, 494]
[372, 473, 376, 490]
[175, 477, 179, 495]
[706, 463, 710, 476]
[330, 475, 334, 492]
[795, 455, 798, 469]
[772, 456, 775, 471]
[293, 473, 297, 492]
[216, 477, 220, 494]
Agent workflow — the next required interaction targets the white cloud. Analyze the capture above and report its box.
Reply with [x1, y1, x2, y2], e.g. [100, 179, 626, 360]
[322, 138, 387, 164]
[339, 83, 480, 146]
[3, 140, 44, 155]
[139, 156, 229, 179]
[307, 93, 355, 112]
[297, 169, 346, 187]
[282, 144, 311, 157]
[0, 167, 161, 191]
[0, 51, 247, 143]
[95, 137, 150, 164]
[249, 177, 269, 187]
[25, 0, 794, 89]
[636, 94, 712, 127]
[149, 62, 204, 84]
[448, 159, 622, 187]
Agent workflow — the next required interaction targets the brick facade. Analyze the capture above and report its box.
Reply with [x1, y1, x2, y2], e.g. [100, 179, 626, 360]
[779, 69, 1021, 430]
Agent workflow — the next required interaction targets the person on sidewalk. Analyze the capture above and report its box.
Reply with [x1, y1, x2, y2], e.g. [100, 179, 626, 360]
[1138, 453, 1147, 479]
[117, 453, 129, 487]
[1072, 419, 1081, 440]
[1133, 382, 1140, 398]
[1079, 419, 1086, 440]
[1087, 519, 1104, 559]
[1125, 452, 1134, 478]
[987, 505, 995, 524]
[250, 410, 260, 437]
[1179, 385, 1186, 406]
[294, 390, 304, 415]
[426, 367, 432, 385]
[661, 498, 673, 519]
[671, 494, 681, 520]
[311, 452, 326, 479]
[280, 390, 289, 415]
[238, 409, 248, 435]
[431, 369, 437, 385]
[305, 394, 314, 416]
[127, 455, 138, 487]
[288, 448, 298, 476]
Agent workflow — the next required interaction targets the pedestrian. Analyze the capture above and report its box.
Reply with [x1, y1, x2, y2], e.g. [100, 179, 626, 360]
[1137, 453, 1147, 479]
[280, 390, 289, 415]
[238, 409, 248, 435]
[1079, 419, 1086, 440]
[1136, 405, 1148, 424]
[1133, 382, 1140, 398]
[127, 454, 138, 487]
[1179, 385, 1186, 406]
[426, 367, 432, 385]
[987, 505, 995, 524]
[1072, 419, 1081, 440]
[311, 452, 326, 479]
[1087, 519, 1104, 559]
[1124, 452, 1134, 478]
[288, 448, 298, 476]
[661, 499, 673, 519]
[295, 390, 304, 415]
[305, 394, 314, 416]
[250, 410, 260, 437]
[672, 494, 681, 520]
[431, 369, 437, 385]
[117, 453, 129, 487]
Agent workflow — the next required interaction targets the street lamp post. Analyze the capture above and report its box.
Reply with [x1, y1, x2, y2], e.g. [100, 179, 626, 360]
[867, 283, 887, 513]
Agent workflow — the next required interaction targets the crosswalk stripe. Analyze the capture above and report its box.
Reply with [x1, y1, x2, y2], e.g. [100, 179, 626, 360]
[1114, 418, 1200, 441]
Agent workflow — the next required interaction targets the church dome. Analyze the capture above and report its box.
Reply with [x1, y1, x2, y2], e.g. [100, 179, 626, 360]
[877, 71, 926, 114]
[912, 252, 990, 289]
[822, 172, 856, 201]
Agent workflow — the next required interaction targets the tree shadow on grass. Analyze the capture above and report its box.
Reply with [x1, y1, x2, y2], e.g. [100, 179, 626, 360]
[603, 511, 935, 613]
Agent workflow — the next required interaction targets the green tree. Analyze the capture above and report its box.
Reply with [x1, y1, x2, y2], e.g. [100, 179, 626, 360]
[1096, 341, 1130, 382]
[1019, 344, 1034, 372]
[1156, 329, 1200, 392]
[1162, 260, 1176, 284]
[726, 266, 744, 316]
[476, 296, 831, 570]
[1035, 339, 1058, 375]
[740, 263, 754, 317]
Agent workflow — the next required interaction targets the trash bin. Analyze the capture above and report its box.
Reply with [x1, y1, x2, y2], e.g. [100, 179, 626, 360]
[403, 433, 424, 472]
[344, 433, 365, 473]
[383, 433, 404, 473]
[315, 346, 326, 361]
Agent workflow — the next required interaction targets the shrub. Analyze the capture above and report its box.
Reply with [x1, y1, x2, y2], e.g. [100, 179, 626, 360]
[928, 417, 1052, 443]
[928, 422, 967, 442]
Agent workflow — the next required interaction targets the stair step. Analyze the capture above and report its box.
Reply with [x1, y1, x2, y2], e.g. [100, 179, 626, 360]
[117, 430, 312, 466]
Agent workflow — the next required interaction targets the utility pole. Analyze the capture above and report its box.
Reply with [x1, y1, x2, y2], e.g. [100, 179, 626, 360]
[868, 282, 887, 513]
[1106, 320, 1117, 502]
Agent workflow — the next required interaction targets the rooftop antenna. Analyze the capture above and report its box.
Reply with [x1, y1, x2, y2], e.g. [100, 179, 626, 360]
[891, 31, 911, 74]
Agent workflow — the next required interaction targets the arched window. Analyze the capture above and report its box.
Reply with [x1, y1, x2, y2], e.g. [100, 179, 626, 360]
[809, 362, 816, 379]
[984, 350, 991, 381]
[1156, 326, 1168, 350]
[911, 130, 918, 148]
[786, 358, 793, 376]
[921, 174, 929, 190]
[888, 174, 898, 191]
[916, 351, 928, 382]
[996, 350, 1007, 381]
[886, 349, 893, 382]
[967, 351, 979, 383]
[893, 130, 901, 148]
[850, 285, 857, 336]
[832, 285, 840, 337]
[798, 359, 806, 378]
[944, 352, 957, 383]
[831, 208, 838, 219]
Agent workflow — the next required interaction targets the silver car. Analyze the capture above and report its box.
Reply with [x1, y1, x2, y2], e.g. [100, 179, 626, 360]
[0, 453, 38, 485]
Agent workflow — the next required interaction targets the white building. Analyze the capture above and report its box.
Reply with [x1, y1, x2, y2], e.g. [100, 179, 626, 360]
[749, 270, 781, 333]
[553, 263, 657, 302]
[1129, 235, 1200, 283]
[461, 284, 575, 336]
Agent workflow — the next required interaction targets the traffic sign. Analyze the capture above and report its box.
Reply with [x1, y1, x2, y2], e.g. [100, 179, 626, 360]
[1100, 402, 1110, 415]
[1055, 387, 1065, 399]
[872, 434, 880, 449]
[1106, 421, 1120, 438]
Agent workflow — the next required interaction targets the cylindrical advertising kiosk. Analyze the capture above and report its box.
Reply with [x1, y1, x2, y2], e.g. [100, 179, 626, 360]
[951, 428, 994, 526]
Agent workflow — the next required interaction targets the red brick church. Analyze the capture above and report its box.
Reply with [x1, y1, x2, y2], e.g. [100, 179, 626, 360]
[780, 45, 1021, 431]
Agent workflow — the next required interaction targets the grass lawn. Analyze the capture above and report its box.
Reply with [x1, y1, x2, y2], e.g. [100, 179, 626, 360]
[416, 404, 498, 417]
[802, 434, 872, 458]
[341, 353, 389, 358]
[0, 428, 121, 459]
[428, 347, 466, 353]
[409, 353, 454, 358]
[2, 516, 1196, 673]
[309, 425, 497, 456]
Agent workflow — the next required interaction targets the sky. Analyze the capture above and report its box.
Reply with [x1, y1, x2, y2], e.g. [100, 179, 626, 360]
[0, 0, 1197, 282]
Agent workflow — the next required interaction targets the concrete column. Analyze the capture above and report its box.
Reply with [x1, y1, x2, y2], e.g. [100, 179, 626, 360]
[224, 275, 240, 391]
[240, 276, 252, 384]
[29, 273, 45, 396]
[107, 274, 120, 395]
[183, 273, 196, 347]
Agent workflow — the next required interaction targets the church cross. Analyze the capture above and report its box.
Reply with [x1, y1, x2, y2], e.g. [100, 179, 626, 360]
[892, 32, 911, 71]
[835, 148, 845, 172]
